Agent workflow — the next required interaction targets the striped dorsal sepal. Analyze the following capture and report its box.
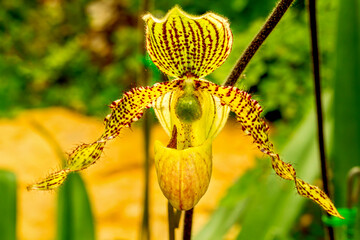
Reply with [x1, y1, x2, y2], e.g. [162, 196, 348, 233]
[27, 80, 184, 190]
[143, 6, 232, 79]
[195, 79, 344, 219]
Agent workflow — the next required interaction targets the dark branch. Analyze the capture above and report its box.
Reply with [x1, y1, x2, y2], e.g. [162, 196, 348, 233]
[224, 0, 295, 87]
[308, 0, 335, 239]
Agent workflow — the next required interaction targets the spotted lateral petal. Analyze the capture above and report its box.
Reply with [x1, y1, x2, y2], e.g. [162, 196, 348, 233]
[28, 80, 183, 190]
[143, 6, 232, 78]
[101, 80, 183, 140]
[195, 79, 343, 219]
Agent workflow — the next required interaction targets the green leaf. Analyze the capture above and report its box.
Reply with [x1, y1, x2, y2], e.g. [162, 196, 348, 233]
[0, 169, 17, 240]
[56, 172, 95, 240]
[332, 0, 360, 238]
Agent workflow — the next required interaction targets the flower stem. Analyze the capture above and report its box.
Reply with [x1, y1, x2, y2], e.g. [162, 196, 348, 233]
[140, 112, 151, 240]
[224, 0, 294, 87]
[168, 201, 182, 240]
[139, 0, 152, 239]
[307, 0, 335, 239]
[168, 203, 175, 240]
[183, 208, 194, 240]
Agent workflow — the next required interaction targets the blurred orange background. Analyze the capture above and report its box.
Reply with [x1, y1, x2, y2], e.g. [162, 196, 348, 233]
[0, 107, 260, 239]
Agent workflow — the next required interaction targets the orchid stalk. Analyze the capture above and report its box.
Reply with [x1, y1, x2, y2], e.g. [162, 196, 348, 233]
[28, 6, 343, 219]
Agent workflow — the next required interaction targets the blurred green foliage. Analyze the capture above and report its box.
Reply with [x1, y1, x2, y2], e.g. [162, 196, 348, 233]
[214, 0, 338, 134]
[0, 0, 141, 117]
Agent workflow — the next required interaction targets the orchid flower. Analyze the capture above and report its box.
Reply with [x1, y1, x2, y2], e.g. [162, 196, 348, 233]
[28, 6, 343, 219]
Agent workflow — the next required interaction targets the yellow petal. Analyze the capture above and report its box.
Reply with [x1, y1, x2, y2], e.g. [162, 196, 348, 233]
[195, 79, 343, 219]
[154, 139, 212, 210]
[143, 6, 232, 78]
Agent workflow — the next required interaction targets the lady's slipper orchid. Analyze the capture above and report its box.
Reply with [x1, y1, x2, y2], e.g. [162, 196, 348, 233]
[28, 6, 343, 219]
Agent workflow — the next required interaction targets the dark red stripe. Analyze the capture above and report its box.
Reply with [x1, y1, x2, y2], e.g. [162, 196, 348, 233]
[149, 21, 171, 73]
[187, 22, 201, 77]
[194, 21, 206, 76]
[204, 18, 219, 73]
